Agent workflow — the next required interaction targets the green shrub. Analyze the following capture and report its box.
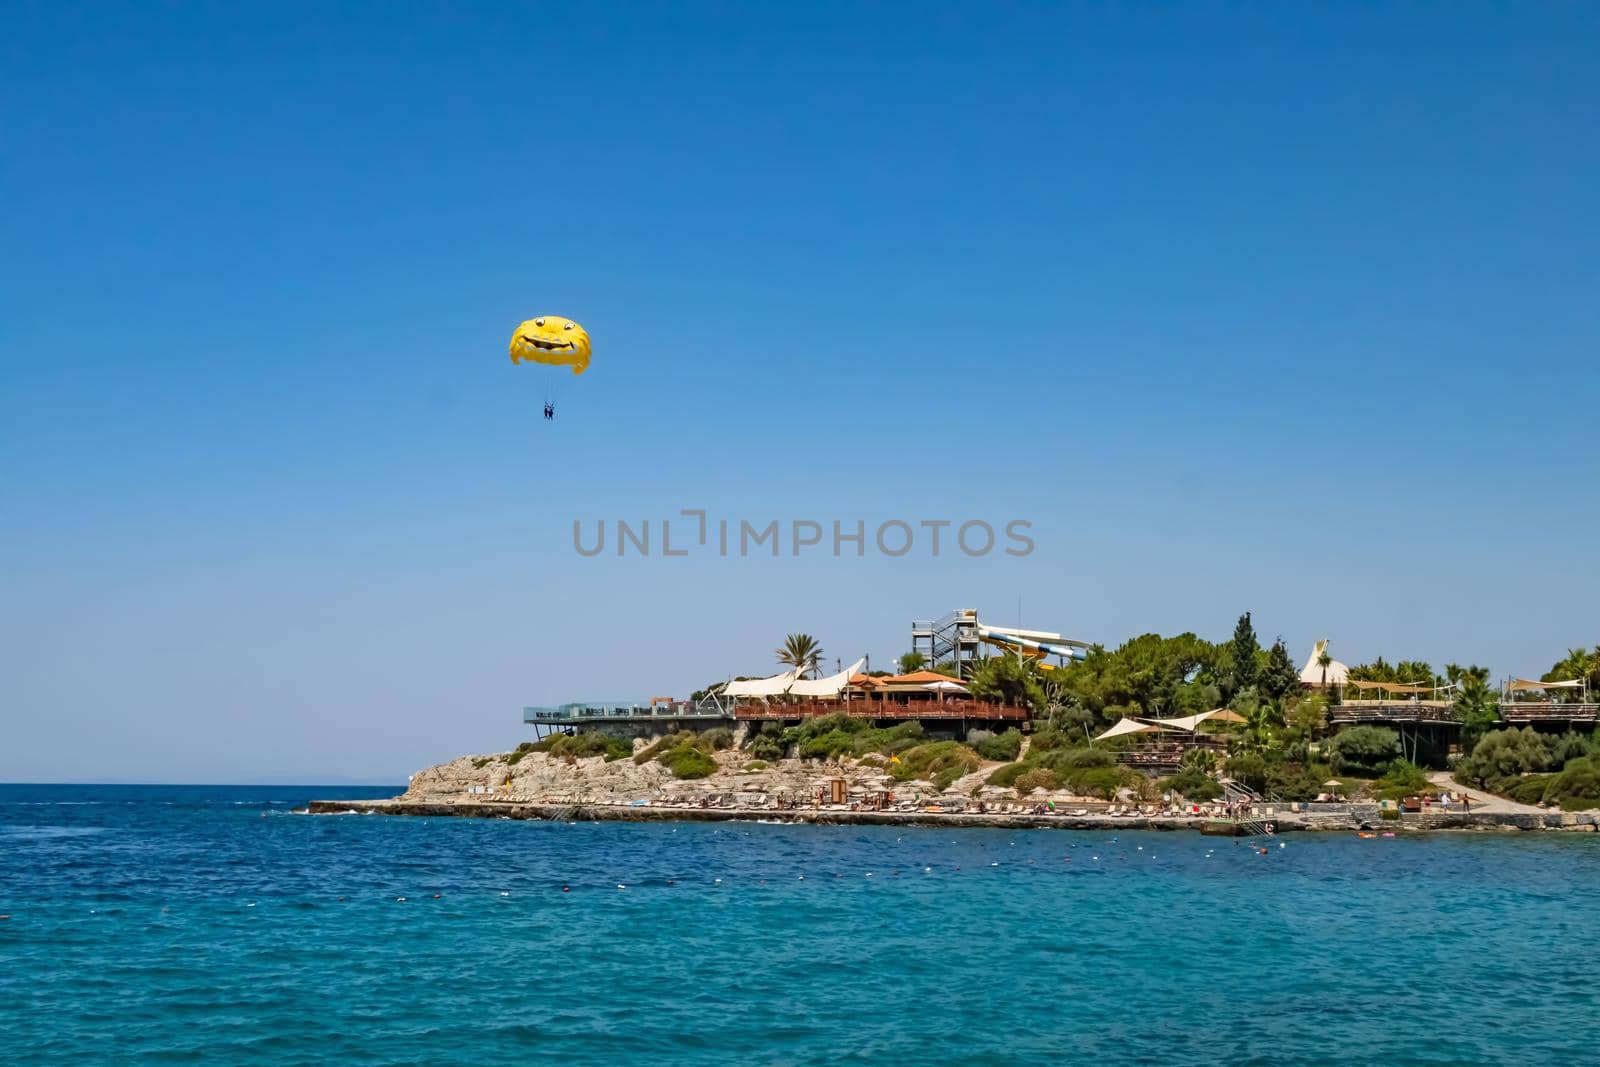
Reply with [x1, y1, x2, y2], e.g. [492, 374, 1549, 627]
[1506, 774, 1554, 805]
[1071, 766, 1132, 800]
[471, 757, 491, 769]
[890, 742, 982, 790]
[505, 741, 538, 766]
[635, 732, 693, 765]
[700, 727, 735, 752]
[986, 762, 1029, 788]
[1549, 731, 1593, 766]
[662, 745, 717, 779]
[1375, 760, 1431, 801]
[745, 724, 786, 761]
[1265, 762, 1330, 802]
[743, 760, 769, 771]
[1029, 727, 1073, 754]
[973, 729, 1023, 762]
[1455, 727, 1555, 787]
[799, 729, 857, 760]
[1040, 747, 1115, 774]
[1013, 767, 1060, 794]
[1323, 726, 1403, 775]
[536, 732, 632, 762]
[1379, 807, 1401, 821]
[1163, 769, 1222, 802]
[1543, 757, 1600, 810]
[1224, 753, 1268, 793]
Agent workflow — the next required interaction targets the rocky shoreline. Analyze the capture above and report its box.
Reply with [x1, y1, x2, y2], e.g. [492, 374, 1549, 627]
[312, 748, 1600, 833]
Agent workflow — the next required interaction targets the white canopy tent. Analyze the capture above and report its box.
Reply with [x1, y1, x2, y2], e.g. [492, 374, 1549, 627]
[787, 658, 867, 697]
[1094, 718, 1172, 742]
[722, 668, 802, 698]
[1299, 639, 1350, 687]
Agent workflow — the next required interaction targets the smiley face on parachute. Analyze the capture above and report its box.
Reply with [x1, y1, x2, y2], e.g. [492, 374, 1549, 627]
[509, 317, 591, 374]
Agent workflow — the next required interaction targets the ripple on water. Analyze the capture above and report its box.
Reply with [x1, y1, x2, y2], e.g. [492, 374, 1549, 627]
[2, 786, 1599, 1065]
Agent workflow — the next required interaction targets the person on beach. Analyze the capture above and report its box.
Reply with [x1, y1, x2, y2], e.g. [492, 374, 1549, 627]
[543, 403, 554, 420]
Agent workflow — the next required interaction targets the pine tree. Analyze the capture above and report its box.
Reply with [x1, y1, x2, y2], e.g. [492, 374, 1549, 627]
[1230, 612, 1259, 694]
[1262, 638, 1299, 700]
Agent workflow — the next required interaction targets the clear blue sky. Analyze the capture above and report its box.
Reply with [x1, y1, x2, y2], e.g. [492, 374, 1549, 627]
[3, 2, 1597, 783]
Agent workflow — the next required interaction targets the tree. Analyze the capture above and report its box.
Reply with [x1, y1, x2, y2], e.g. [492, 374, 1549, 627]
[1543, 647, 1600, 703]
[1451, 672, 1501, 752]
[1323, 726, 1402, 775]
[1229, 612, 1259, 695]
[896, 651, 928, 674]
[775, 634, 823, 678]
[1261, 638, 1299, 700]
[967, 655, 1047, 713]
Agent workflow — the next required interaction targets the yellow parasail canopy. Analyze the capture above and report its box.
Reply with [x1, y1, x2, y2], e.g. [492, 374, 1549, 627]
[510, 316, 591, 374]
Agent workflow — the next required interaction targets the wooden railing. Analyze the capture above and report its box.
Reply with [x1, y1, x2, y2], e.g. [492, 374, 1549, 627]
[1328, 704, 1458, 724]
[732, 700, 1027, 721]
[1501, 703, 1600, 721]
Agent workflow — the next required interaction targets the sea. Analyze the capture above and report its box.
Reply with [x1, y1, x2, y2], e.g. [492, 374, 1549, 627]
[3, 783, 1599, 1065]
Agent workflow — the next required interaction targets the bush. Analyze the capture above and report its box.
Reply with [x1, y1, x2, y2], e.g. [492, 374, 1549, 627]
[890, 742, 982, 790]
[986, 762, 1029, 788]
[1374, 760, 1431, 801]
[1543, 757, 1600, 811]
[1549, 731, 1593, 766]
[973, 729, 1023, 762]
[661, 746, 717, 779]
[744, 722, 786, 761]
[1506, 774, 1554, 805]
[1013, 767, 1060, 795]
[1069, 766, 1128, 800]
[849, 722, 924, 758]
[1028, 727, 1073, 754]
[1163, 769, 1222, 802]
[1266, 762, 1331, 802]
[1040, 747, 1115, 774]
[799, 729, 858, 761]
[1455, 727, 1556, 788]
[1379, 807, 1401, 821]
[743, 760, 769, 771]
[520, 733, 638, 763]
[700, 727, 734, 752]
[1323, 727, 1403, 775]
[1224, 753, 1268, 793]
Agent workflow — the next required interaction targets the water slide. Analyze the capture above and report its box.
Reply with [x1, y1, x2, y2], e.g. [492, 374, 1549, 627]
[975, 623, 1090, 670]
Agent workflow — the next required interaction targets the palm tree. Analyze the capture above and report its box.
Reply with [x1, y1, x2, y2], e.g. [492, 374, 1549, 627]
[1317, 649, 1332, 690]
[776, 633, 823, 679]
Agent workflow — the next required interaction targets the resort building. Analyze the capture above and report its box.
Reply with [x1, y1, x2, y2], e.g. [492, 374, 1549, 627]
[723, 660, 1028, 734]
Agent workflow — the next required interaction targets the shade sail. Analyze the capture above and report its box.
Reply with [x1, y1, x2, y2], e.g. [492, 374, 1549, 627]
[1095, 718, 1166, 741]
[1207, 709, 1247, 724]
[1508, 678, 1586, 692]
[722, 668, 801, 698]
[788, 658, 867, 697]
[1344, 679, 1435, 694]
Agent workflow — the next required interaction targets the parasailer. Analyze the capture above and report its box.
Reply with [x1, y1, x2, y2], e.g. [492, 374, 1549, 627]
[511, 316, 590, 420]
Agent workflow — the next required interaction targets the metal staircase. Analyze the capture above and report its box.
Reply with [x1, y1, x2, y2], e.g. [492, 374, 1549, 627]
[910, 609, 981, 676]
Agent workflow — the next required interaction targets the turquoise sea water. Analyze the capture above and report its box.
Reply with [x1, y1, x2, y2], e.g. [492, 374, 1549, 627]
[4, 784, 1600, 1064]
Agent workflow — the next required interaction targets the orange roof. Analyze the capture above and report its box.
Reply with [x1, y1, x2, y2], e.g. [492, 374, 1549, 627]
[883, 670, 968, 686]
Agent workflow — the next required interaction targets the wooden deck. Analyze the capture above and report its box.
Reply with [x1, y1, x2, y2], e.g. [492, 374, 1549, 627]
[1501, 702, 1600, 723]
[1329, 703, 1459, 725]
[732, 700, 1027, 722]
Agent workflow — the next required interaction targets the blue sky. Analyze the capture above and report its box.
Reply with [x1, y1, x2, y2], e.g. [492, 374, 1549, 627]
[3, 2, 1597, 783]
